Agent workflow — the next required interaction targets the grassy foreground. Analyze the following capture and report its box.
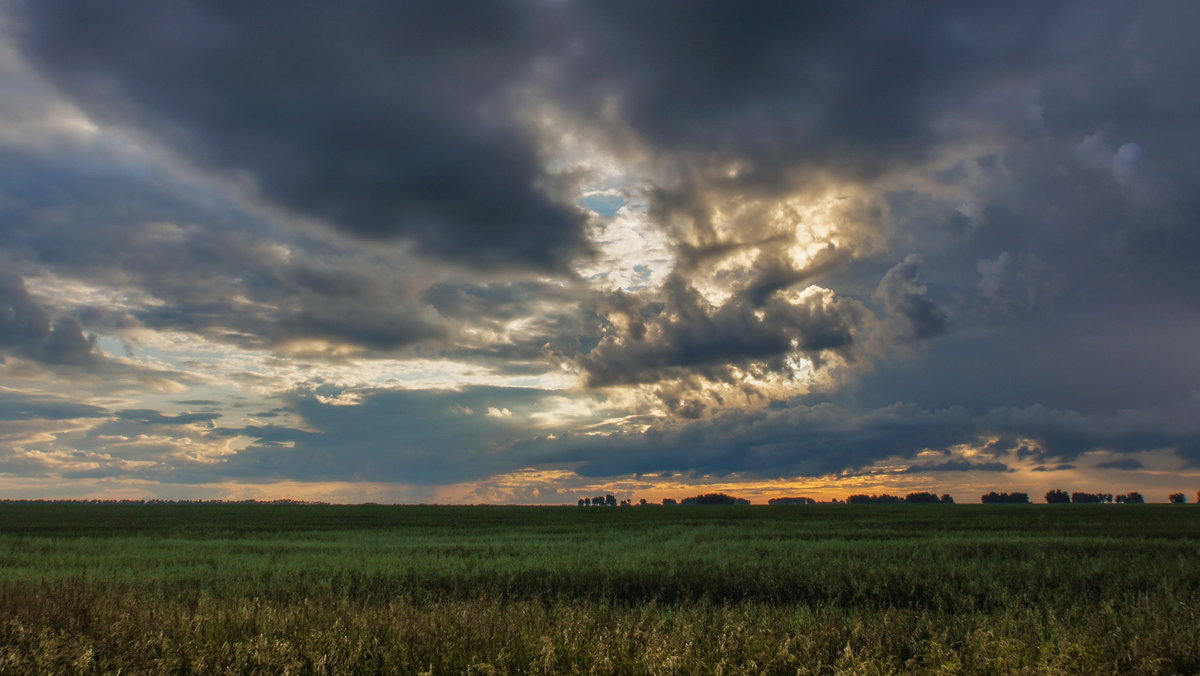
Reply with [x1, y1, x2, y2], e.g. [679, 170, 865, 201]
[0, 504, 1198, 674]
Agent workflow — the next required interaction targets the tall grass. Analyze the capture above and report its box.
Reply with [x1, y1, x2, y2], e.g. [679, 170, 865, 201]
[0, 504, 1197, 673]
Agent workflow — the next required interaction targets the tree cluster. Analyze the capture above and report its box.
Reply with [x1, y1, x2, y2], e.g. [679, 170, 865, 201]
[680, 493, 750, 505]
[903, 492, 955, 504]
[578, 495, 617, 507]
[1046, 489, 1158, 504]
[847, 494, 902, 504]
[768, 497, 816, 505]
[1044, 489, 1070, 504]
[981, 492, 1031, 504]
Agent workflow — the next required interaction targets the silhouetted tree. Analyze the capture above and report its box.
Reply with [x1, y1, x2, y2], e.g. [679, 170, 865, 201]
[939, 494, 955, 504]
[578, 498, 586, 506]
[1071, 492, 1112, 504]
[681, 493, 750, 505]
[904, 492, 941, 504]
[1115, 492, 1144, 504]
[662, 498, 677, 506]
[1169, 492, 1186, 504]
[982, 492, 1030, 504]
[1044, 489, 1070, 504]
[847, 494, 902, 504]
[768, 497, 816, 505]
[605, 494, 617, 507]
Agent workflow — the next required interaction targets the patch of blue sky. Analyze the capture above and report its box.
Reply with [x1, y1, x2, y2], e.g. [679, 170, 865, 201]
[96, 335, 129, 358]
[577, 192, 626, 217]
[626, 264, 654, 292]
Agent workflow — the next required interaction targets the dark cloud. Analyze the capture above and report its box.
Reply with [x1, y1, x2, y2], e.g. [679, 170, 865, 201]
[1030, 464, 1075, 472]
[11, 0, 1199, 364]
[276, 305, 444, 353]
[536, 403, 979, 479]
[542, 1, 1130, 313]
[215, 386, 563, 484]
[0, 389, 107, 421]
[843, 304, 1200, 416]
[579, 274, 868, 388]
[982, 397, 1200, 461]
[0, 270, 205, 392]
[530, 394, 1200, 480]
[0, 272, 98, 365]
[116, 409, 219, 426]
[874, 254, 952, 341]
[421, 279, 604, 377]
[0, 273, 50, 347]
[0, 145, 445, 356]
[13, 1, 590, 271]
[425, 280, 580, 322]
[973, 251, 1062, 322]
[559, 2, 1064, 178]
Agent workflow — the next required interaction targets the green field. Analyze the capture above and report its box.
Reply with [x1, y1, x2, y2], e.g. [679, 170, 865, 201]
[0, 503, 1198, 674]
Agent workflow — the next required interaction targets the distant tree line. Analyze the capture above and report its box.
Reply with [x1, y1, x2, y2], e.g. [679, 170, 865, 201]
[767, 496, 847, 505]
[577, 489, 1196, 506]
[903, 492, 954, 504]
[982, 492, 1030, 504]
[1045, 489, 1145, 504]
[847, 493, 901, 504]
[681, 493, 750, 505]
[577, 493, 752, 506]
[846, 493, 955, 504]
[768, 497, 815, 505]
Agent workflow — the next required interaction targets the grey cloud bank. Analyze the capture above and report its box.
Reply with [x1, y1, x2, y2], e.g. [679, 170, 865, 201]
[1, 1, 1199, 498]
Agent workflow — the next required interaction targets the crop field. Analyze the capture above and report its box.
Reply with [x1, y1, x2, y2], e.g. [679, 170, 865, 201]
[0, 503, 1198, 674]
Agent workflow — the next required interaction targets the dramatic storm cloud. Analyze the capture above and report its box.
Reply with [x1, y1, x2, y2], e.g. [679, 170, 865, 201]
[2, 0, 1199, 502]
[13, 1, 590, 270]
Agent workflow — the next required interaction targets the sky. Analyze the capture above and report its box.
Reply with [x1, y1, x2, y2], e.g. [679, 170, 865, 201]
[1, 1, 1199, 504]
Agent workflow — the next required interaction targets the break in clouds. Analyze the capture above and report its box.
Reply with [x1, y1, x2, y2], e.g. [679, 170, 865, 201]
[1, 0, 1199, 500]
